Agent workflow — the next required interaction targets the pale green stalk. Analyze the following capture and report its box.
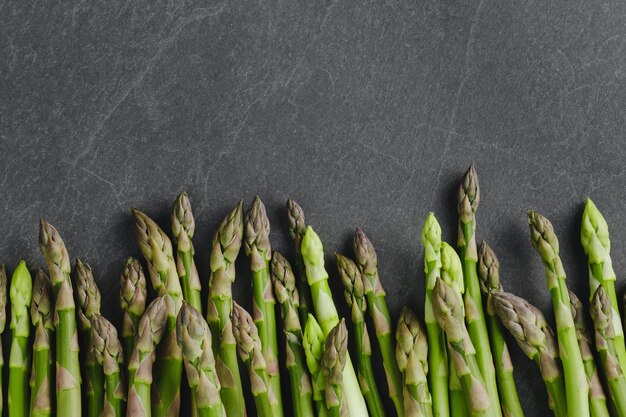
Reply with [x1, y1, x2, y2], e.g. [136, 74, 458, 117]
[304, 314, 329, 417]
[30, 269, 53, 417]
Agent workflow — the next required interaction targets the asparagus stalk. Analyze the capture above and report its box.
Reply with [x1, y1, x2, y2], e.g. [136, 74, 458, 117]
[232, 302, 274, 417]
[396, 306, 433, 417]
[244, 197, 283, 417]
[354, 227, 404, 416]
[421, 213, 449, 417]
[91, 314, 126, 417]
[322, 319, 349, 417]
[8, 261, 33, 417]
[528, 211, 589, 417]
[0, 265, 7, 417]
[270, 252, 315, 417]
[590, 286, 626, 417]
[335, 253, 385, 417]
[30, 269, 53, 417]
[304, 314, 329, 417]
[176, 302, 225, 417]
[132, 208, 183, 417]
[39, 219, 81, 416]
[301, 226, 369, 416]
[569, 291, 610, 417]
[492, 292, 567, 417]
[127, 295, 172, 417]
[205, 201, 246, 417]
[287, 198, 313, 326]
[120, 257, 147, 367]
[476, 242, 525, 417]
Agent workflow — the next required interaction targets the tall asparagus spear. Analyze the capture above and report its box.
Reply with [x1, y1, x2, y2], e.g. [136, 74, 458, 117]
[8, 261, 33, 417]
[421, 213, 449, 417]
[335, 253, 385, 417]
[492, 292, 567, 417]
[581, 198, 626, 372]
[39, 219, 81, 416]
[301, 226, 369, 416]
[303, 314, 329, 417]
[590, 286, 626, 417]
[232, 302, 273, 417]
[120, 258, 147, 366]
[570, 291, 610, 417]
[91, 314, 126, 417]
[354, 227, 404, 416]
[176, 302, 225, 417]
[528, 211, 589, 417]
[205, 201, 246, 417]
[287, 198, 313, 326]
[30, 269, 53, 417]
[396, 306, 433, 417]
[270, 252, 315, 417]
[322, 319, 349, 417]
[132, 208, 183, 417]
[0, 265, 7, 417]
[244, 197, 283, 417]
[476, 242, 524, 417]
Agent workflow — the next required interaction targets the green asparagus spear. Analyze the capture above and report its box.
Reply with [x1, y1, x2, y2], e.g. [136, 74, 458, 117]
[39, 219, 81, 416]
[232, 302, 273, 417]
[476, 242, 525, 417]
[270, 252, 315, 417]
[30, 269, 54, 417]
[354, 227, 404, 416]
[0, 265, 7, 417]
[304, 314, 329, 417]
[91, 314, 126, 417]
[322, 319, 349, 417]
[287, 198, 313, 326]
[205, 201, 246, 417]
[8, 261, 32, 417]
[492, 292, 567, 417]
[176, 302, 225, 417]
[120, 257, 147, 367]
[528, 211, 589, 417]
[396, 306, 433, 417]
[336, 253, 385, 417]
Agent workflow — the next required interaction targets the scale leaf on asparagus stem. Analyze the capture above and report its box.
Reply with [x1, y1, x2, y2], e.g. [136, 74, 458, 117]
[30, 269, 54, 417]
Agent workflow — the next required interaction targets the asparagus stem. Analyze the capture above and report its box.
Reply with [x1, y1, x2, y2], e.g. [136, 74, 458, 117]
[322, 320, 349, 417]
[304, 314, 329, 417]
[39, 219, 81, 416]
[449, 367, 469, 417]
[528, 211, 589, 417]
[287, 198, 313, 326]
[30, 269, 53, 417]
[0, 266, 6, 417]
[120, 257, 147, 368]
[336, 253, 385, 417]
[92, 314, 126, 417]
[205, 201, 246, 417]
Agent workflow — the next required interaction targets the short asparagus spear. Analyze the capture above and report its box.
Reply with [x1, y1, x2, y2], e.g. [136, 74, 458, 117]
[39, 219, 81, 416]
[270, 252, 315, 417]
[232, 302, 273, 417]
[590, 286, 626, 417]
[8, 261, 33, 417]
[176, 302, 225, 417]
[335, 253, 385, 417]
[304, 314, 329, 417]
[91, 314, 126, 417]
[323, 319, 349, 417]
[354, 227, 404, 416]
[120, 258, 147, 366]
[30, 269, 54, 417]
[287, 198, 313, 326]
[528, 211, 589, 417]
[476, 242, 525, 417]
[0, 265, 7, 417]
[492, 292, 567, 417]
[396, 306, 433, 417]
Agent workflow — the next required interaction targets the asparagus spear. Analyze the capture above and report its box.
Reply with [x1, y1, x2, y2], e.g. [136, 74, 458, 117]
[395, 306, 433, 417]
[476, 242, 524, 417]
[0, 265, 7, 417]
[8, 261, 33, 417]
[244, 196, 283, 417]
[420, 213, 449, 417]
[354, 227, 404, 416]
[570, 290, 610, 417]
[231, 302, 273, 417]
[127, 295, 172, 417]
[528, 211, 589, 417]
[335, 253, 385, 417]
[301, 226, 369, 416]
[287, 198, 313, 326]
[30, 269, 53, 417]
[91, 314, 126, 417]
[492, 291, 567, 417]
[590, 286, 626, 417]
[205, 201, 246, 417]
[176, 302, 225, 417]
[303, 314, 329, 417]
[39, 219, 81, 416]
[120, 257, 147, 366]
[270, 252, 315, 417]
[322, 319, 349, 417]
[132, 208, 183, 417]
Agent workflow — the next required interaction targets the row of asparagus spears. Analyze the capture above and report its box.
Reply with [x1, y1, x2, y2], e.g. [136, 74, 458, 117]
[1, 164, 626, 417]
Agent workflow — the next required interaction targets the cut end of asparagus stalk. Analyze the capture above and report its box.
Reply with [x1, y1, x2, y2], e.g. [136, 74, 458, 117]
[287, 198, 306, 244]
[39, 218, 71, 277]
[120, 257, 147, 317]
[171, 191, 195, 252]
[244, 196, 272, 270]
[74, 258, 102, 332]
[527, 211, 560, 262]
[477, 241, 502, 295]
[458, 163, 480, 221]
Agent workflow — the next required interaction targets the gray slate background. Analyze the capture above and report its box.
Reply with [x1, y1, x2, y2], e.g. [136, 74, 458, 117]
[3, 0, 626, 415]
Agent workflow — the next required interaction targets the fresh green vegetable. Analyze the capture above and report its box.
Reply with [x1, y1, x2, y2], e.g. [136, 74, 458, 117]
[91, 314, 126, 417]
[322, 319, 349, 417]
[287, 198, 313, 326]
[0, 265, 7, 417]
[304, 314, 329, 417]
[120, 257, 147, 367]
[30, 269, 54, 417]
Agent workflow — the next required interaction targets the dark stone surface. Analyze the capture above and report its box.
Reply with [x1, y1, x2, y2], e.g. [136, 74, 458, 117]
[3, 0, 626, 415]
